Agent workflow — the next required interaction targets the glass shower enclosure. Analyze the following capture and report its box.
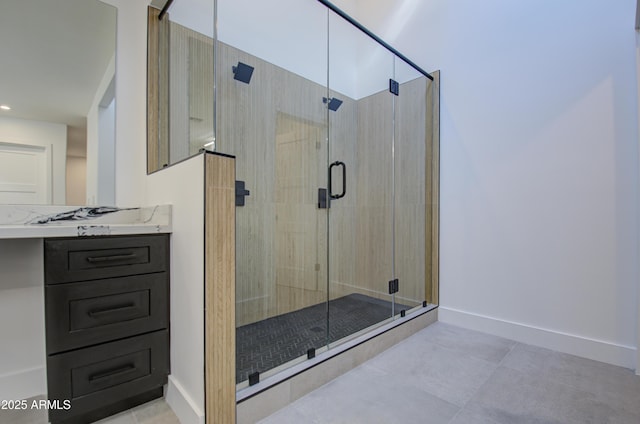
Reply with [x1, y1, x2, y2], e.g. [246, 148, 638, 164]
[150, 0, 438, 389]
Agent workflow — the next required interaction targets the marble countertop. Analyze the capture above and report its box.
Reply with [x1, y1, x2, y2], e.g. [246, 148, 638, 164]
[0, 205, 171, 239]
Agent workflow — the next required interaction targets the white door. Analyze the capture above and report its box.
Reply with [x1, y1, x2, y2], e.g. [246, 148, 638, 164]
[0, 142, 50, 204]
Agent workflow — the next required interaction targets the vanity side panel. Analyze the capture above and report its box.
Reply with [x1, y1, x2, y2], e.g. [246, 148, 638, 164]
[146, 154, 205, 424]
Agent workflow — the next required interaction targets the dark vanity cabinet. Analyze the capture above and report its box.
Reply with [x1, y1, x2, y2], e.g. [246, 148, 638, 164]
[44, 234, 170, 424]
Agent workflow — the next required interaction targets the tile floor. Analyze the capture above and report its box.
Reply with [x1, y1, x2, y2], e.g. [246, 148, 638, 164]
[4, 322, 639, 423]
[0, 396, 180, 424]
[258, 322, 640, 424]
[93, 398, 179, 424]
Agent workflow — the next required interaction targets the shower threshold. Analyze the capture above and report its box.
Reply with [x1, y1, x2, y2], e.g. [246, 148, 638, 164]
[236, 293, 410, 384]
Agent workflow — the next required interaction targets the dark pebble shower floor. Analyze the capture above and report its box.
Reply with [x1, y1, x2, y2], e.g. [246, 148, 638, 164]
[236, 293, 409, 383]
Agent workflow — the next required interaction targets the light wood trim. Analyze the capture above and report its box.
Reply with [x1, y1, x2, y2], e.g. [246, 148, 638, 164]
[426, 71, 440, 305]
[204, 153, 236, 424]
[147, 7, 169, 173]
[147, 7, 160, 174]
[158, 14, 170, 167]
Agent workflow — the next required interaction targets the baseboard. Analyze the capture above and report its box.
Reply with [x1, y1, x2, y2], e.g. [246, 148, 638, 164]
[439, 307, 637, 370]
[165, 375, 205, 424]
[0, 366, 45, 401]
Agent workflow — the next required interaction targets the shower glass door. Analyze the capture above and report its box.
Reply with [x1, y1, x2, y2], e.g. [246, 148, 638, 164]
[214, 0, 435, 388]
[326, 12, 396, 346]
[215, 0, 329, 386]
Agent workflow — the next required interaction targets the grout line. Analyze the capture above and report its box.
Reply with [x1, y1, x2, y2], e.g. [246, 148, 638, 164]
[446, 406, 464, 423]
[497, 341, 520, 368]
[445, 339, 520, 424]
[496, 342, 635, 396]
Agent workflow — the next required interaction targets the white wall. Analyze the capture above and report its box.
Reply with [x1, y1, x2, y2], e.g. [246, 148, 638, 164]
[100, 0, 149, 207]
[86, 53, 116, 206]
[169, 0, 214, 38]
[338, 0, 640, 369]
[172, 0, 329, 97]
[146, 155, 205, 424]
[636, 29, 640, 374]
[97, 97, 116, 205]
[66, 156, 87, 205]
[0, 117, 67, 204]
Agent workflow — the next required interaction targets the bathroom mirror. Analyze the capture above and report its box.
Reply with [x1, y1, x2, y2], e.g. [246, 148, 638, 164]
[147, 0, 216, 173]
[0, 0, 116, 206]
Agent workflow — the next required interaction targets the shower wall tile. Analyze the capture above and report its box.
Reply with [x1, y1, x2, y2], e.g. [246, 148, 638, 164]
[235, 202, 276, 326]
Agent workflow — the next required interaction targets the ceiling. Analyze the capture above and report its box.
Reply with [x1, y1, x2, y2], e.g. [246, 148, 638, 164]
[0, 0, 116, 129]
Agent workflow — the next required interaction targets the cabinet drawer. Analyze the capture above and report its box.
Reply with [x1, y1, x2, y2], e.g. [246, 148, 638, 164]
[46, 274, 168, 353]
[44, 234, 169, 284]
[47, 330, 168, 423]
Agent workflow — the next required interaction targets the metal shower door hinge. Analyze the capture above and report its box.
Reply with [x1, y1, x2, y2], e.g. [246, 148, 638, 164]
[248, 371, 260, 386]
[388, 278, 399, 294]
[318, 188, 329, 209]
[235, 180, 250, 207]
[389, 79, 399, 96]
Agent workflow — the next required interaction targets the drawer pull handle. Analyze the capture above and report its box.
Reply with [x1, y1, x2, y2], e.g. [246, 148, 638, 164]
[89, 364, 136, 382]
[88, 303, 136, 317]
[86, 253, 138, 263]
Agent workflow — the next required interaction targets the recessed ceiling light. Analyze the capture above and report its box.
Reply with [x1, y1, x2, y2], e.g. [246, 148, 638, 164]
[0, 105, 10, 110]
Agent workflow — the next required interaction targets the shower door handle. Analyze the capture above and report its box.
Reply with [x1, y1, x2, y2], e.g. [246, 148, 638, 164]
[329, 161, 346, 200]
